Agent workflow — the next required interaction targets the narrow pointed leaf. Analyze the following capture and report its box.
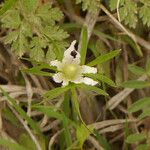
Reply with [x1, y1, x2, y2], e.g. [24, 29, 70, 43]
[87, 50, 121, 66]
[121, 80, 150, 89]
[44, 86, 70, 100]
[80, 26, 88, 65]
[128, 65, 145, 75]
[77, 84, 108, 96]
[128, 97, 150, 113]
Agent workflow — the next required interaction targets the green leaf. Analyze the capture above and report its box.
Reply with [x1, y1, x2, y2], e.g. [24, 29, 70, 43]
[94, 129, 112, 150]
[139, 2, 150, 27]
[44, 86, 70, 100]
[146, 58, 150, 74]
[120, 35, 143, 57]
[121, 80, 150, 89]
[24, 63, 56, 77]
[85, 74, 116, 87]
[76, 0, 100, 12]
[136, 144, 149, 150]
[22, 65, 54, 77]
[126, 133, 146, 143]
[76, 124, 91, 146]
[77, 84, 108, 96]
[3, 108, 20, 127]
[36, 3, 63, 25]
[62, 113, 72, 148]
[30, 47, 45, 62]
[19, 134, 37, 150]
[139, 109, 150, 119]
[4, 30, 19, 44]
[12, 33, 28, 57]
[0, 139, 27, 150]
[30, 37, 46, 61]
[1, 9, 21, 29]
[109, 0, 125, 11]
[128, 97, 150, 113]
[0, 0, 18, 15]
[119, 0, 138, 28]
[33, 105, 66, 120]
[43, 26, 69, 41]
[71, 86, 80, 122]
[80, 26, 88, 65]
[46, 45, 56, 61]
[128, 65, 145, 76]
[87, 50, 121, 66]
[23, 0, 38, 12]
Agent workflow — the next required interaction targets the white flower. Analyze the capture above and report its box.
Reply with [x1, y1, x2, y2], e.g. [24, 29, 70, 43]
[50, 40, 98, 86]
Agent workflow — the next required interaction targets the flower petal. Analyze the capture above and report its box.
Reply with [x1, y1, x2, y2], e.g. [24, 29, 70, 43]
[63, 40, 80, 64]
[50, 60, 62, 70]
[81, 65, 97, 74]
[82, 77, 98, 86]
[52, 73, 63, 83]
[62, 79, 69, 86]
[72, 76, 83, 84]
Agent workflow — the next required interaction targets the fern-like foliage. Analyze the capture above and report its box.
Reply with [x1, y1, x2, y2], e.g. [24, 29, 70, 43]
[119, 0, 137, 28]
[76, 0, 100, 12]
[1, 0, 69, 61]
[109, 0, 150, 28]
[139, 0, 150, 27]
[109, 0, 125, 11]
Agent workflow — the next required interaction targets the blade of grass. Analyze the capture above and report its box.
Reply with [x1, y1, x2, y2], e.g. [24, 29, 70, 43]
[80, 26, 88, 65]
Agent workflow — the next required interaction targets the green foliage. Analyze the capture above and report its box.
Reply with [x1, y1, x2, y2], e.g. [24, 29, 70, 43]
[146, 58, 150, 74]
[76, 124, 91, 147]
[1, 0, 69, 60]
[77, 84, 108, 96]
[94, 129, 112, 150]
[109, 0, 150, 28]
[128, 65, 145, 76]
[121, 80, 150, 89]
[87, 49, 121, 66]
[109, 0, 125, 11]
[139, 0, 150, 27]
[119, 0, 138, 28]
[76, 0, 100, 12]
[128, 97, 150, 113]
[136, 144, 149, 150]
[80, 26, 88, 65]
[0, 0, 18, 15]
[44, 86, 70, 100]
[85, 73, 116, 87]
[3, 108, 20, 127]
[19, 134, 37, 150]
[126, 133, 146, 143]
[0, 139, 27, 150]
